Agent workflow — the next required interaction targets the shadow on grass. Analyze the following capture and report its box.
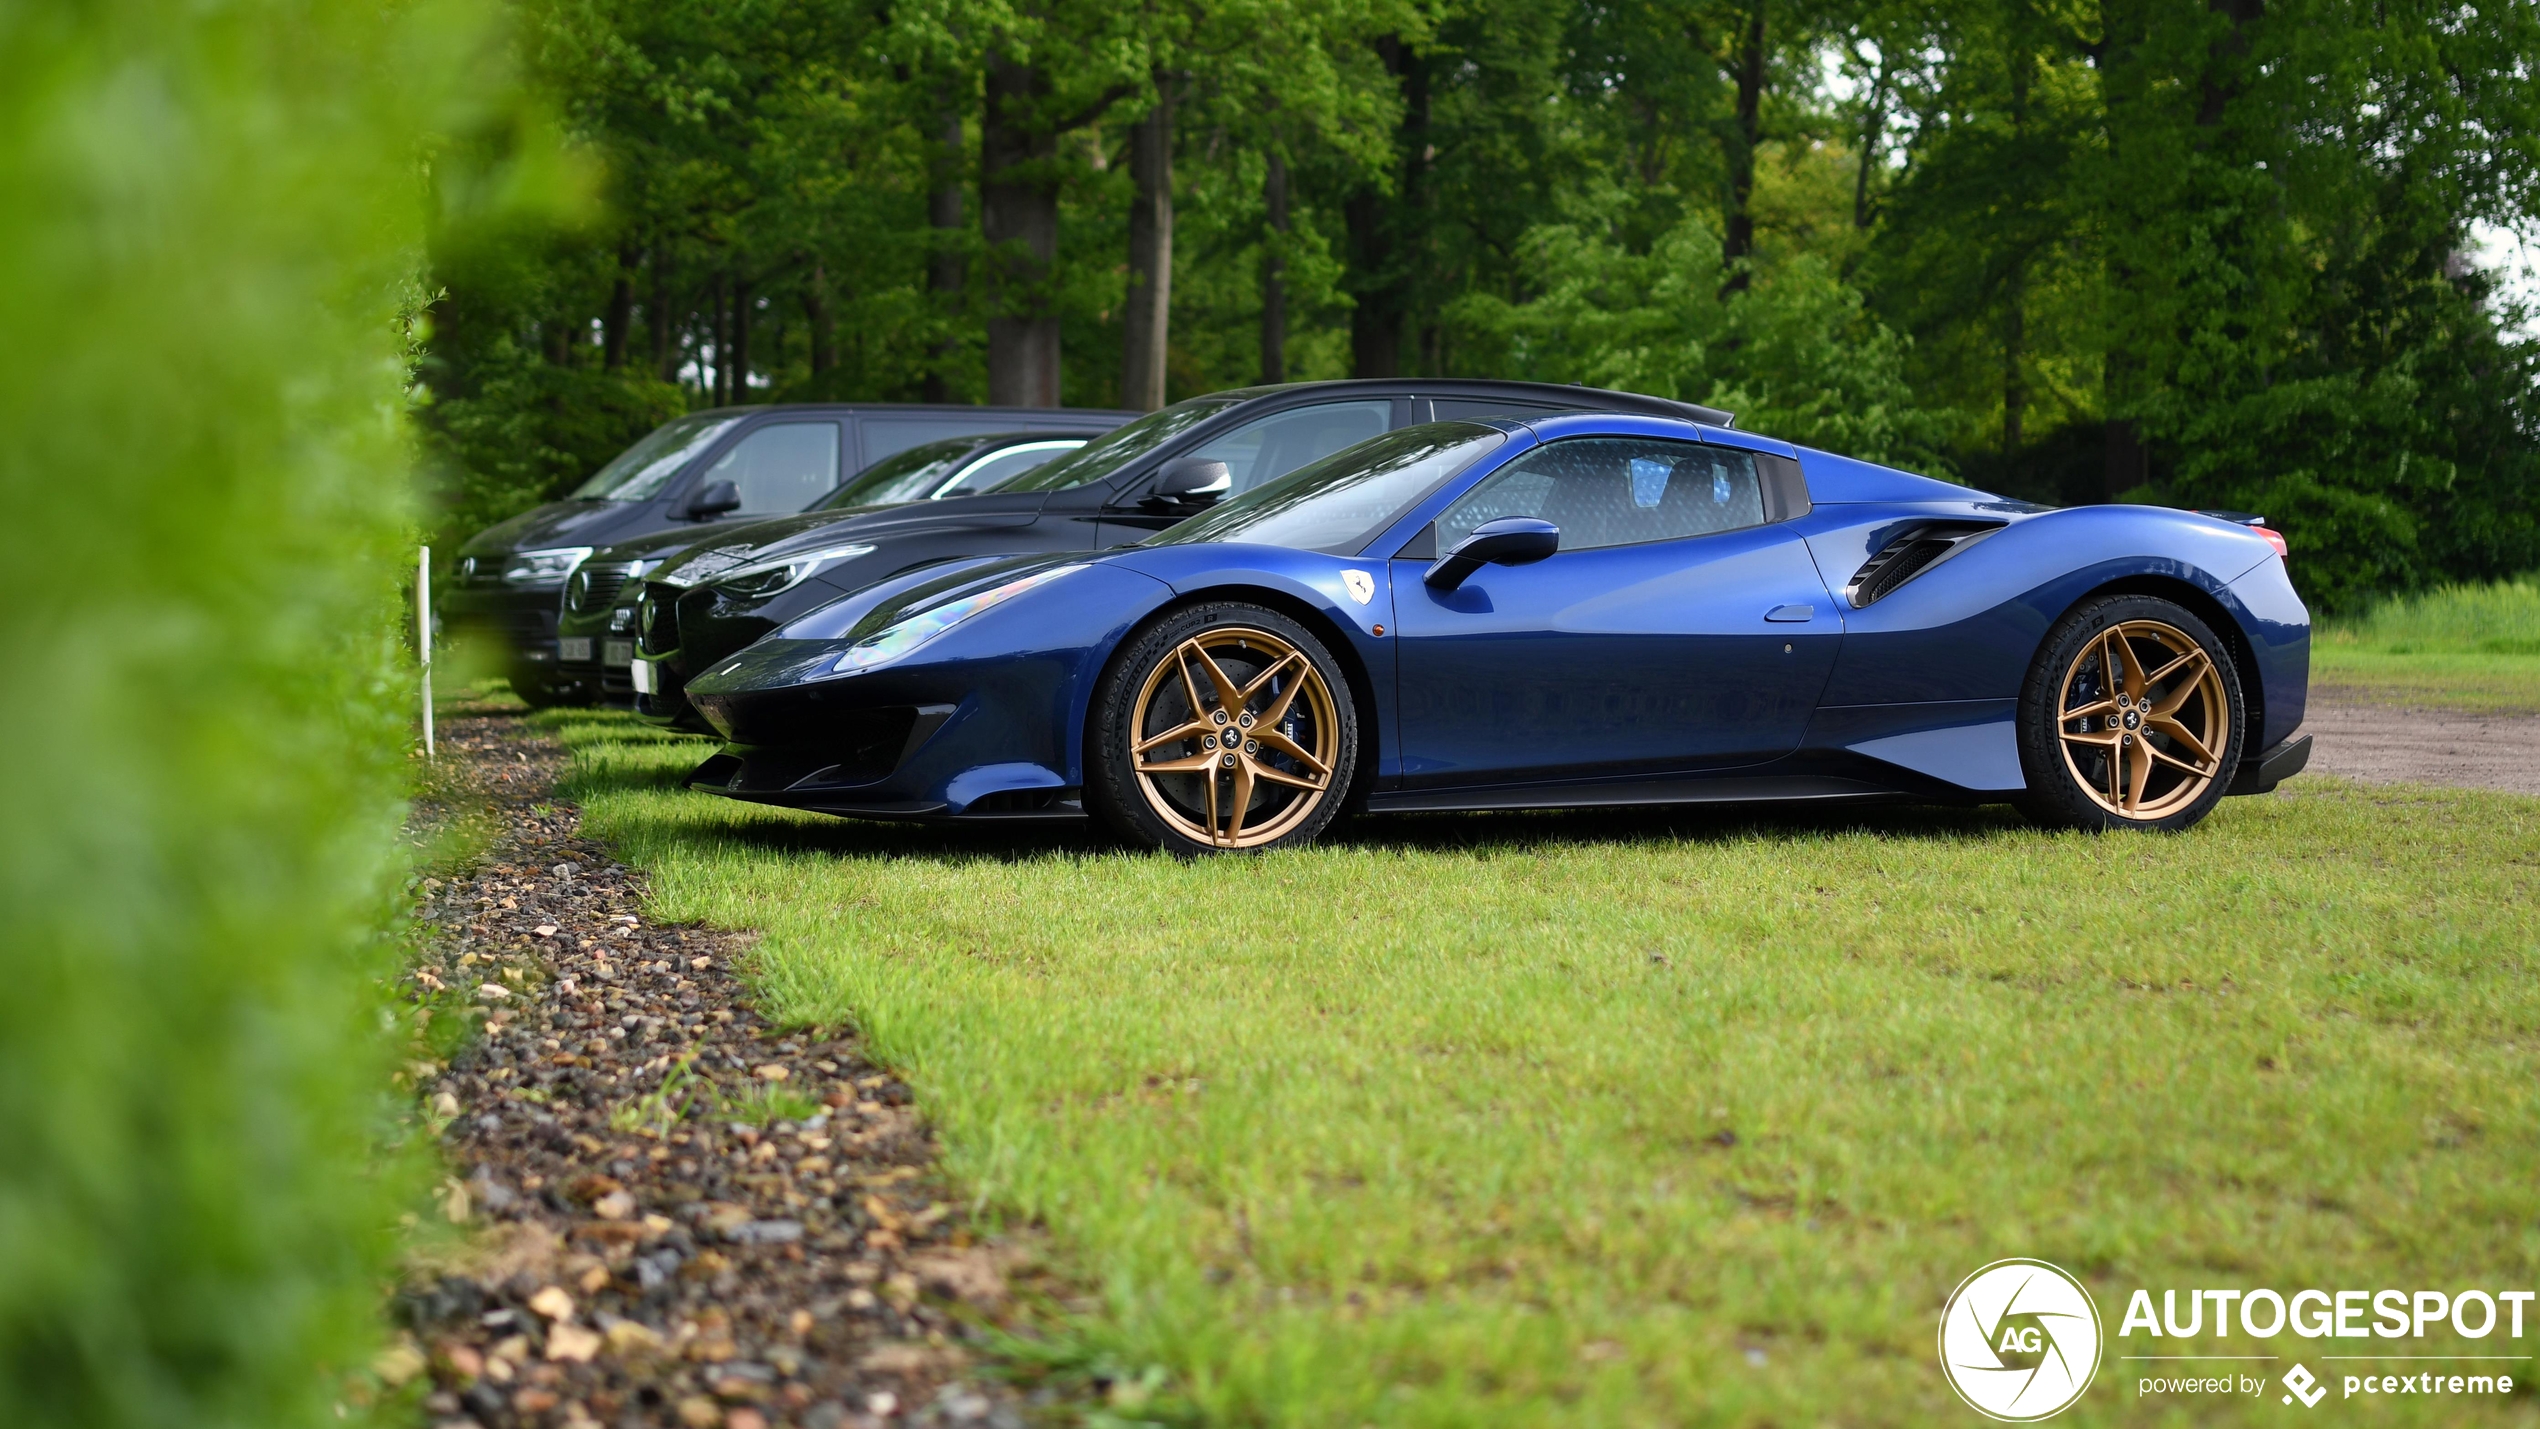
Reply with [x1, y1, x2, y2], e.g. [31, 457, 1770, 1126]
[537, 705, 2039, 866]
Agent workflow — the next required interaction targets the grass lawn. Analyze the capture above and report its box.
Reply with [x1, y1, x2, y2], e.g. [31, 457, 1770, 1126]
[545, 706, 2540, 1427]
[2311, 647, 2540, 713]
[2314, 576, 2540, 711]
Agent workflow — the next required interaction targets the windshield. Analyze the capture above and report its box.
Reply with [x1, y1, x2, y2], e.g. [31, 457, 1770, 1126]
[569, 413, 744, 501]
[1150, 423, 1506, 554]
[996, 394, 1248, 492]
[816, 437, 981, 509]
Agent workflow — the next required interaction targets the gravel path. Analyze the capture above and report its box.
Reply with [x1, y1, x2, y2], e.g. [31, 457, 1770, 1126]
[2301, 689, 2540, 794]
[393, 706, 1066, 1429]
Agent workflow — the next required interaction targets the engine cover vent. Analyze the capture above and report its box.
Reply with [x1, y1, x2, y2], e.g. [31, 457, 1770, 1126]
[1844, 521, 2002, 608]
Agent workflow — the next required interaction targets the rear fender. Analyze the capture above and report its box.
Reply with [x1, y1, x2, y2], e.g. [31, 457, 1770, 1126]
[1812, 504, 2280, 707]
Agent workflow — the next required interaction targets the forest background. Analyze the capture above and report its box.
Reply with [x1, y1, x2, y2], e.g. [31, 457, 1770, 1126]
[422, 0, 2540, 612]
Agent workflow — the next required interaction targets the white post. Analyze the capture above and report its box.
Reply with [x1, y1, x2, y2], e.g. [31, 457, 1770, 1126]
[418, 545, 435, 760]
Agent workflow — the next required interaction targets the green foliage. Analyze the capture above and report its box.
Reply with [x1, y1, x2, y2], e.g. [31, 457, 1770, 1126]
[717, 1081, 825, 1127]
[420, 0, 2540, 608]
[420, 336, 689, 551]
[1451, 220, 1955, 468]
[0, 2, 474, 1425]
[1870, 0, 2540, 609]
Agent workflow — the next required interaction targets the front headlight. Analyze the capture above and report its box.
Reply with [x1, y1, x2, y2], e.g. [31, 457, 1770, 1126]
[834, 564, 1085, 674]
[502, 547, 593, 584]
[711, 543, 876, 600]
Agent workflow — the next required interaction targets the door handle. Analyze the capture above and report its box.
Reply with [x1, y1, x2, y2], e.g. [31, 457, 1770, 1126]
[1764, 604, 1815, 622]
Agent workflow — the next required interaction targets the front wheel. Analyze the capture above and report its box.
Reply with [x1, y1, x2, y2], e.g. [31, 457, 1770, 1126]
[2015, 594, 2245, 832]
[1086, 603, 1359, 854]
[509, 668, 589, 710]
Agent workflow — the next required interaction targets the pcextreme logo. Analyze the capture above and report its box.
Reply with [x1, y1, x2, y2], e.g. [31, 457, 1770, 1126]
[1939, 1259, 2104, 1421]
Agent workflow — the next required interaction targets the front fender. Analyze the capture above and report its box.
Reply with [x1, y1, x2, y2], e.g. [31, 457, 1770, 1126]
[1100, 543, 1400, 780]
[692, 561, 1176, 796]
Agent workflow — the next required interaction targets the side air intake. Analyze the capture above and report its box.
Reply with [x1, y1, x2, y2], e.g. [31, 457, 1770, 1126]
[1844, 521, 2002, 609]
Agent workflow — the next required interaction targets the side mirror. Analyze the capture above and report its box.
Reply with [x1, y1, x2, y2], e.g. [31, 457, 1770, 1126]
[1141, 458, 1232, 509]
[685, 479, 742, 520]
[1424, 517, 1559, 591]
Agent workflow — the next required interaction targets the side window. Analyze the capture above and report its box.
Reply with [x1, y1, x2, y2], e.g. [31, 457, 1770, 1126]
[939, 440, 1083, 498]
[1436, 438, 1765, 553]
[703, 422, 841, 515]
[861, 416, 1011, 464]
[1183, 400, 1392, 495]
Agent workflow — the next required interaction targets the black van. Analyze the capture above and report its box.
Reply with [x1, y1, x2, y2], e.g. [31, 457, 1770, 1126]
[442, 403, 1133, 703]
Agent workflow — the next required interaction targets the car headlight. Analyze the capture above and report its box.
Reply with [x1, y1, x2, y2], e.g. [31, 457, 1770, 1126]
[834, 564, 1085, 674]
[501, 547, 593, 584]
[711, 543, 876, 600]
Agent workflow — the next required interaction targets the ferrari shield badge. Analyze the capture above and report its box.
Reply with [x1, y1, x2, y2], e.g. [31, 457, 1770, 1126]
[1342, 569, 1376, 605]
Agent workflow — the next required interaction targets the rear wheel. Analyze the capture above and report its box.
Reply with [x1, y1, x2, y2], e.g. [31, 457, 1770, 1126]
[509, 668, 588, 710]
[2016, 595, 2243, 832]
[1087, 604, 1358, 854]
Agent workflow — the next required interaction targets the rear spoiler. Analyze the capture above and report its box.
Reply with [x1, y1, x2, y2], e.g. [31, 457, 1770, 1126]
[2197, 509, 2289, 561]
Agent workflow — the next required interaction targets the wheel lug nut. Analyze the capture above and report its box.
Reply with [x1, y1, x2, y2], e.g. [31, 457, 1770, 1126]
[1221, 753, 1236, 768]
[1244, 740, 1258, 754]
[1213, 710, 1229, 725]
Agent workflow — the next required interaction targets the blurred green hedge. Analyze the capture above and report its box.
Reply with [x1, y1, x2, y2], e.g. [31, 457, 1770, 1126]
[0, 3, 478, 1425]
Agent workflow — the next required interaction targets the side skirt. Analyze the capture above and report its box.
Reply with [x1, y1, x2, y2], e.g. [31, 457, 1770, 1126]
[1365, 772, 1911, 814]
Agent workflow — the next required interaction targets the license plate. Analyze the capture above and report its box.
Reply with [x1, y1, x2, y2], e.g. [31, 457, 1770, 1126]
[603, 640, 634, 667]
[557, 637, 593, 663]
[630, 659, 656, 694]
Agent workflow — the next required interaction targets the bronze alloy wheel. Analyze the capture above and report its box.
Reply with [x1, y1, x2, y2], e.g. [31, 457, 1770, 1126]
[1125, 625, 1341, 849]
[2054, 618, 2232, 820]
[2017, 594, 2246, 832]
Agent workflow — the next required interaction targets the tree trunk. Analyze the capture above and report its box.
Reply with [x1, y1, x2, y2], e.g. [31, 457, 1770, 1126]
[603, 242, 635, 370]
[1120, 71, 1176, 412]
[924, 92, 966, 403]
[2002, 46, 2029, 456]
[1345, 188, 1400, 377]
[1852, 51, 1887, 231]
[1348, 35, 1423, 378]
[1260, 151, 1289, 384]
[709, 273, 730, 404]
[2003, 267, 2027, 454]
[2104, 415, 2146, 495]
[806, 263, 836, 378]
[650, 245, 676, 382]
[731, 272, 753, 401]
[1721, 1, 1768, 294]
[2100, 0, 2145, 499]
[981, 54, 1062, 407]
[2198, 0, 2264, 127]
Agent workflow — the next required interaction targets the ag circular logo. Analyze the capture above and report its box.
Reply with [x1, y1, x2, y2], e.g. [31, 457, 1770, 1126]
[1938, 1259, 2102, 1421]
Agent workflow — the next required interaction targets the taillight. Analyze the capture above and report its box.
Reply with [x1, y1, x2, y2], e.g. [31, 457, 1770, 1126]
[2254, 524, 2288, 561]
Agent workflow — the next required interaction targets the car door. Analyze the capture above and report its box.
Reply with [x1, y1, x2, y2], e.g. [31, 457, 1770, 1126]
[1390, 435, 1840, 789]
[1097, 398, 1398, 541]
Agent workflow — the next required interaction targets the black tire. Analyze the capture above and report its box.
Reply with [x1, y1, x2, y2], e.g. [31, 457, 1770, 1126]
[1086, 602, 1360, 854]
[509, 669, 588, 710]
[2016, 594, 2245, 832]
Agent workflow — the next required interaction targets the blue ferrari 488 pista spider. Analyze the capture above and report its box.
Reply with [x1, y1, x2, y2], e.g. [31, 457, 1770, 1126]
[679, 411, 2311, 853]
